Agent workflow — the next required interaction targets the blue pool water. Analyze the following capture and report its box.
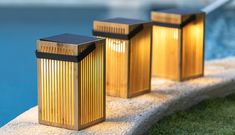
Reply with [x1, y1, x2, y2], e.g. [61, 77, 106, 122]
[0, 6, 234, 127]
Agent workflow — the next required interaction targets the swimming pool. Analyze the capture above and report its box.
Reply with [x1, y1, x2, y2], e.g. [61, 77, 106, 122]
[0, 6, 234, 127]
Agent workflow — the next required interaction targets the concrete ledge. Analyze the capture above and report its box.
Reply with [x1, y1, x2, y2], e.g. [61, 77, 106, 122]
[1, 57, 235, 135]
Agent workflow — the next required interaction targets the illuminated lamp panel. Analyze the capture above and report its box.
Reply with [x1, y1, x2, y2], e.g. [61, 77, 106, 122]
[182, 15, 204, 79]
[130, 26, 151, 96]
[106, 38, 129, 98]
[152, 26, 181, 80]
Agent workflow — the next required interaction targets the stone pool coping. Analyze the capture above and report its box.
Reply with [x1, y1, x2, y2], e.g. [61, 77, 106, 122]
[1, 57, 235, 135]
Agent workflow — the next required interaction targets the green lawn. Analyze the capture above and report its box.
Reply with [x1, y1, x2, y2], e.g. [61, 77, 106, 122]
[148, 94, 235, 135]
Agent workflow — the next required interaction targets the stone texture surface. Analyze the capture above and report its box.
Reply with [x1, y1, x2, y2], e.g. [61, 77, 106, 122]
[1, 57, 235, 135]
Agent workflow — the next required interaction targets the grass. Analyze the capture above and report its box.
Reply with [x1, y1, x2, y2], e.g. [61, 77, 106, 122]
[148, 94, 235, 135]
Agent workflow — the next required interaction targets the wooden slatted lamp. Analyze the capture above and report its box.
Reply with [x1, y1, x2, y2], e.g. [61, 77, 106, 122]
[93, 18, 152, 98]
[151, 9, 205, 81]
[36, 33, 106, 130]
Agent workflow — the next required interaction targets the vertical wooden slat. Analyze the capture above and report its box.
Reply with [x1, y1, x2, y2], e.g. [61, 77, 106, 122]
[54, 60, 57, 124]
[38, 59, 42, 122]
[51, 60, 54, 123]
[85, 54, 87, 124]
[86, 54, 89, 124]
[68, 62, 70, 126]
[67, 61, 70, 126]
[62, 61, 65, 125]
[49, 59, 52, 123]
[64, 61, 66, 126]
[47, 59, 50, 123]
[100, 44, 102, 117]
[71, 62, 74, 127]
[50, 59, 53, 123]
[103, 42, 106, 118]
[74, 62, 79, 130]
[68, 62, 72, 125]
[59, 60, 62, 125]
[70, 62, 73, 126]
[43, 59, 46, 121]
[96, 46, 99, 119]
[40, 59, 43, 121]
[46, 60, 51, 122]
[99, 45, 102, 118]
[65, 61, 68, 126]
[81, 52, 84, 125]
[46, 59, 49, 122]
[57, 60, 60, 124]
[91, 53, 93, 121]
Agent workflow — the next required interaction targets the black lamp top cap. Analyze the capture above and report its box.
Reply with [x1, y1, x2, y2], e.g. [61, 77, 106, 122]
[40, 33, 103, 45]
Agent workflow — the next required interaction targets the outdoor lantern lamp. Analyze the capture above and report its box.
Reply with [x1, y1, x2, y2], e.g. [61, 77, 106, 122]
[36, 33, 105, 130]
[93, 18, 152, 98]
[151, 9, 205, 81]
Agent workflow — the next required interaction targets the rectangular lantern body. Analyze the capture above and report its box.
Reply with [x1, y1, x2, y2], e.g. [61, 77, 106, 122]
[151, 9, 205, 81]
[93, 18, 152, 98]
[36, 34, 106, 130]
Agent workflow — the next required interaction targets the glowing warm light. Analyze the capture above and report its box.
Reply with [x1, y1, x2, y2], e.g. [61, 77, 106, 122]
[173, 31, 178, 40]
[194, 23, 201, 38]
[109, 40, 126, 53]
[160, 30, 166, 38]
